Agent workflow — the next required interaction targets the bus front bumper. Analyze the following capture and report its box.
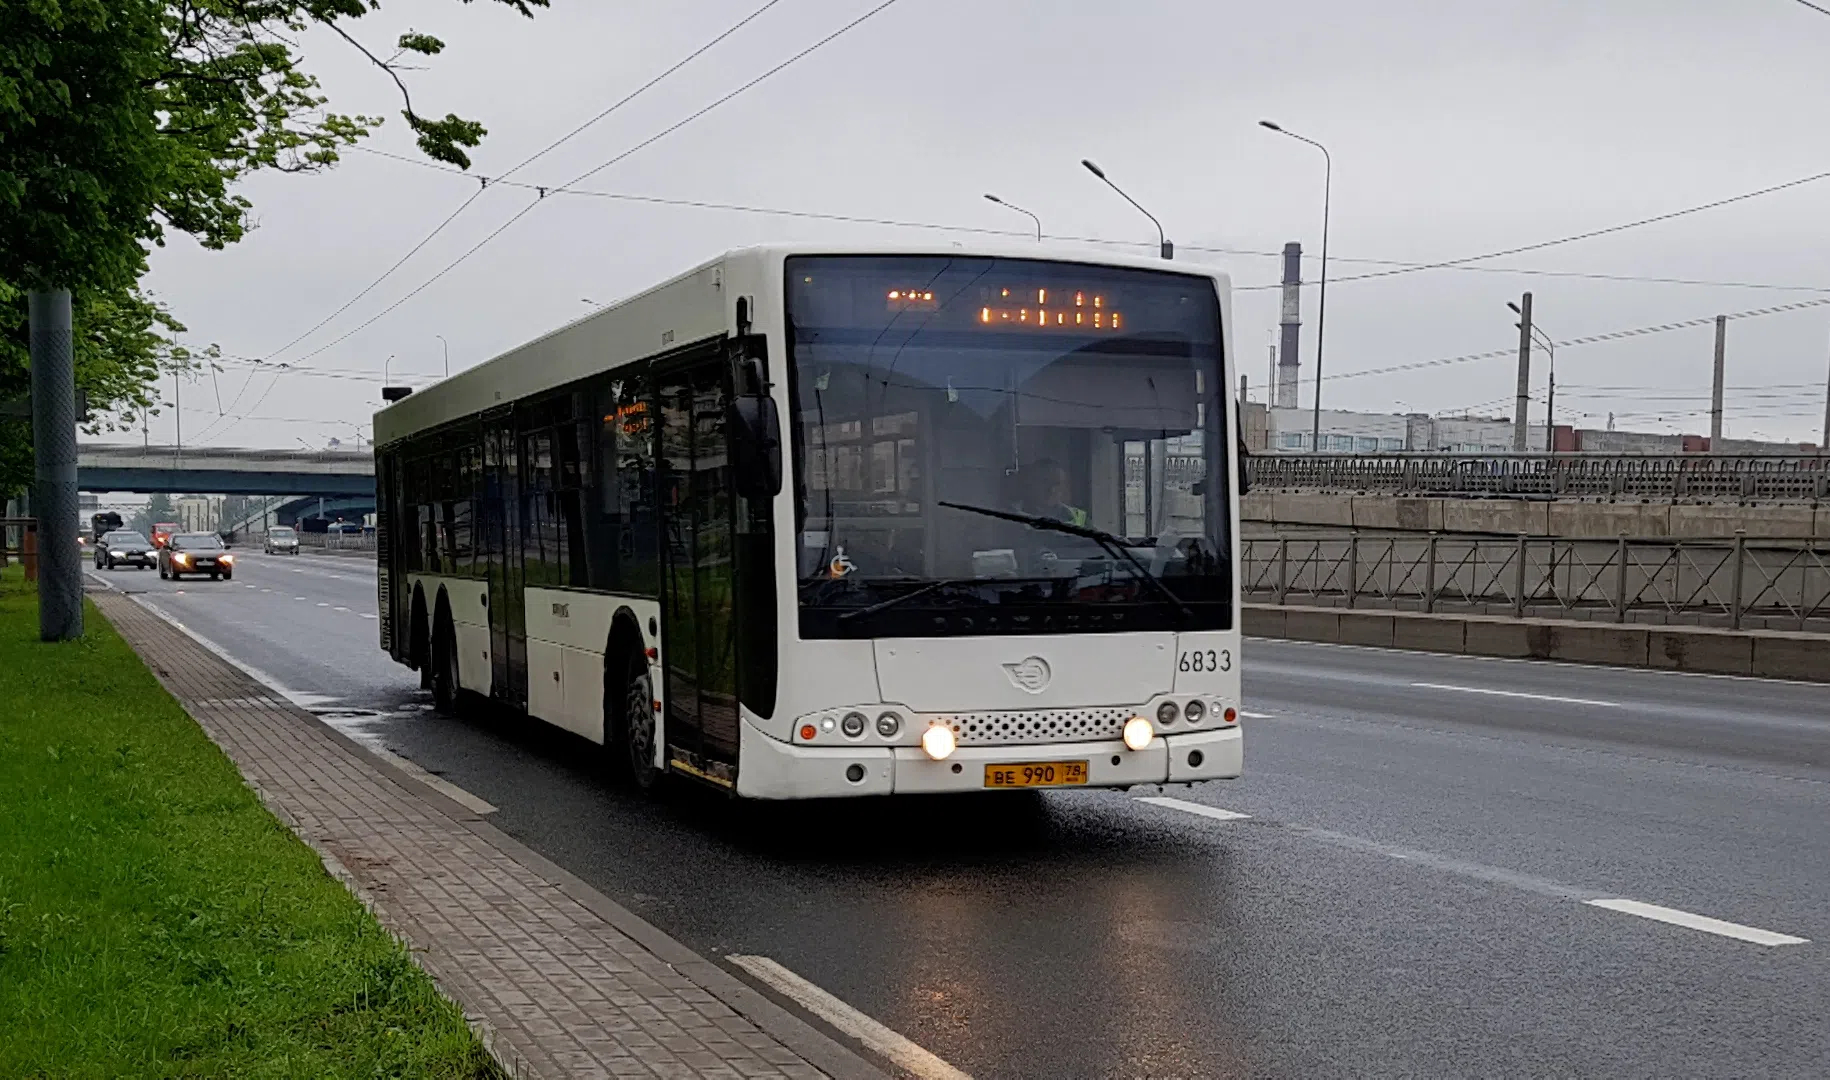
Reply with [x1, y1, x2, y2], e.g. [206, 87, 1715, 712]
[735, 719, 1241, 800]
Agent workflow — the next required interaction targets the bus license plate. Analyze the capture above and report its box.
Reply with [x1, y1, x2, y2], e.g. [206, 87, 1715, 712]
[984, 761, 1088, 788]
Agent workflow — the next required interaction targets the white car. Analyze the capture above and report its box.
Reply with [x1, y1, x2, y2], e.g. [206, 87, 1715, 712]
[265, 527, 301, 555]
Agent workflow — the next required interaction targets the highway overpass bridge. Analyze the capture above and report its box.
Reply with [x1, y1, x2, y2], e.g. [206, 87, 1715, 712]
[77, 445, 372, 497]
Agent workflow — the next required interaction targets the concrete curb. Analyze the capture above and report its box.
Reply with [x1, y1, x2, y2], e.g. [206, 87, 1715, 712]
[1244, 603, 1830, 682]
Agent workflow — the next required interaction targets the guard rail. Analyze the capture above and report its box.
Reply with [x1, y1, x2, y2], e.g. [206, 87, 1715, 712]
[1247, 452, 1829, 503]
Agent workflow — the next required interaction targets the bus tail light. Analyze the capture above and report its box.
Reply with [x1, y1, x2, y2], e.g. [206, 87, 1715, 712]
[799, 724, 818, 741]
[1222, 707, 1238, 725]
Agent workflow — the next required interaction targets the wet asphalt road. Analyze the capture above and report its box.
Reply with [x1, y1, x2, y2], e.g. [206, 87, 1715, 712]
[104, 550, 1830, 1079]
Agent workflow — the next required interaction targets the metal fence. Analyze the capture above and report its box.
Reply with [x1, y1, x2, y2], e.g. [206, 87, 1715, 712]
[1242, 533, 1830, 633]
[1247, 453, 1830, 503]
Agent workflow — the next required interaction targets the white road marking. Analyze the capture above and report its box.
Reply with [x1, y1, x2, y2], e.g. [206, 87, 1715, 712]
[261, 588, 272, 593]
[1240, 710, 1273, 719]
[292, 568, 304, 573]
[243, 584, 256, 589]
[1136, 796, 1251, 822]
[726, 955, 972, 1080]
[359, 613, 377, 619]
[316, 602, 330, 607]
[294, 596, 307, 601]
[1410, 682, 1622, 708]
[334, 606, 350, 613]
[1585, 899, 1809, 947]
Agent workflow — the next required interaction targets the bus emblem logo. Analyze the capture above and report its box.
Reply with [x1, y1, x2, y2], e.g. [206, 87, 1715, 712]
[1003, 657, 1051, 693]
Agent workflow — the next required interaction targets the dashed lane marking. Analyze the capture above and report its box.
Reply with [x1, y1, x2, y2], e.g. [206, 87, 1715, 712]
[1136, 796, 1810, 948]
[1240, 710, 1273, 719]
[333, 606, 350, 613]
[316, 602, 330, 607]
[1410, 681, 1622, 708]
[1585, 898, 1809, 947]
[726, 955, 972, 1080]
[1136, 796, 1251, 822]
[360, 613, 378, 619]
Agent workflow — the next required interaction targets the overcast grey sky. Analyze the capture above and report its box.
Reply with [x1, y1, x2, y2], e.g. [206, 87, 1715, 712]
[136, 0, 1830, 451]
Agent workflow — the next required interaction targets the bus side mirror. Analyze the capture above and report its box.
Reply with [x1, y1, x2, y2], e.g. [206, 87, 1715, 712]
[729, 392, 782, 499]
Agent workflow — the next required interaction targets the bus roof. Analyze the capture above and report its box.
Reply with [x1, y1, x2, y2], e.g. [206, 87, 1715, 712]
[372, 242, 1234, 449]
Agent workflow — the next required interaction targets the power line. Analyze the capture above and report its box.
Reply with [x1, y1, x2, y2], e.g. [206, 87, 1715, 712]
[1234, 167, 1830, 291]
[211, 0, 899, 443]
[357, 144, 1830, 296]
[197, 0, 791, 445]
[1291, 294, 1830, 387]
[1792, 0, 1830, 17]
[243, 0, 903, 386]
[255, 0, 787, 367]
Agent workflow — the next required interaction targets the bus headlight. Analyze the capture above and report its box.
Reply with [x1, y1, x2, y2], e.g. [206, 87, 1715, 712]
[920, 724, 956, 761]
[1156, 700, 1179, 724]
[840, 712, 866, 738]
[1183, 699, 1205, 723]
[875, 712, 902, 738]
[1122, 716, 1154, 751]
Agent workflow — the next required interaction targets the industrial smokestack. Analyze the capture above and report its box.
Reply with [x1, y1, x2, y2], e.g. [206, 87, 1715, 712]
[1275, 242, 1302, 409]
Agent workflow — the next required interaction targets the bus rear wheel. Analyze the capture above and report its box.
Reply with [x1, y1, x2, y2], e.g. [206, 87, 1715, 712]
[431, 617, 462, 716]
[618, 652, 660, 793]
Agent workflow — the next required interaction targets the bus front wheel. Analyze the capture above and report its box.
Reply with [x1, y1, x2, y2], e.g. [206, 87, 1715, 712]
[618, 652, 661, 793]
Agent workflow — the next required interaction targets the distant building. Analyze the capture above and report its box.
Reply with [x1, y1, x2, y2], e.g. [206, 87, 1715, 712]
[174, 495, 222, 533]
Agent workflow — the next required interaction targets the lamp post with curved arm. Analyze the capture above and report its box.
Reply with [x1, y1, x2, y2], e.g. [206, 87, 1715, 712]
[1080, 159, 1172, 259]
[983, 194, 1042, 241]
[1260, 120, 1332, 454]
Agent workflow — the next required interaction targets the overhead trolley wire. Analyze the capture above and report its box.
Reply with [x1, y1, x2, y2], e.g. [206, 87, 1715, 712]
[194, 0, 790, 445]
[1233, 167, 1830, 290]
[201, 0, 896, 446]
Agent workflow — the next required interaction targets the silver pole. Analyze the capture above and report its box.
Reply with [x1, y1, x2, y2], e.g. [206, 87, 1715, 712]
[29, 289, 82, 640]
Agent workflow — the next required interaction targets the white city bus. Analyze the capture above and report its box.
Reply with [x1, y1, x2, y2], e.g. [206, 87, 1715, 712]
[373, 244, 1243, 799]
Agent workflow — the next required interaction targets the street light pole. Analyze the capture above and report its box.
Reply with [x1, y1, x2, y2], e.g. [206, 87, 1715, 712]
[1259, 121, 1332, 455]
[984, 194, 1042, 240]
[435, 334, 449, 378]
[1080, 160, 1172, 259]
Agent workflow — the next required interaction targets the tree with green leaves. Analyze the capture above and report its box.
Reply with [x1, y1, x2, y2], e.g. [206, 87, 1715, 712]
[0, 0, 548, 496]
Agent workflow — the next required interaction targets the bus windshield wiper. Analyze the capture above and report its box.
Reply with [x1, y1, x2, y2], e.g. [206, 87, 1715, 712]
[834, 576, 1048, 622]
[937, 501, 1194, 622]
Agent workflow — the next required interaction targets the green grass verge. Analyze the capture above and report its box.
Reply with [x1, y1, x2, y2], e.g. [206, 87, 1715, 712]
[0, 567, 503, 1079]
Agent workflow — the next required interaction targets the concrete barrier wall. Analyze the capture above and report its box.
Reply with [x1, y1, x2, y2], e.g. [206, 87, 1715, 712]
[1244, 492, 1829, 540]
[1244, 603, 1830, 682]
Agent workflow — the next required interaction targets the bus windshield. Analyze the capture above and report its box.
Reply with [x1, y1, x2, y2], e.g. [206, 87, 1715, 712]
[786, 255, 1232, 639]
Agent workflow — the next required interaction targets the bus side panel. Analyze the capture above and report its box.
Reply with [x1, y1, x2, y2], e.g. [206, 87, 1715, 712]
[523, 587, 660, 745]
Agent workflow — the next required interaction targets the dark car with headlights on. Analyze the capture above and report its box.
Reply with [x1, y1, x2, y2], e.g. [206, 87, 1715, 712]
[95, 530, 156, 570]
[159, 533, 235, 581]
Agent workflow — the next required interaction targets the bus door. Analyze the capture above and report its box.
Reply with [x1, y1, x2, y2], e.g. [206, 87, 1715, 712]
[483, 413, 527, 706]
[656, 352, 741, 788]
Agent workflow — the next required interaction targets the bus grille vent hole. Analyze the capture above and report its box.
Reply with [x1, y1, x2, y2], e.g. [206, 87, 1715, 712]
[951, 708, 1132, 746]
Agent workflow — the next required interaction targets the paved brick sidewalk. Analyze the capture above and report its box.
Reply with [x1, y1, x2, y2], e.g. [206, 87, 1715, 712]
[93, 591, 880, 1080]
